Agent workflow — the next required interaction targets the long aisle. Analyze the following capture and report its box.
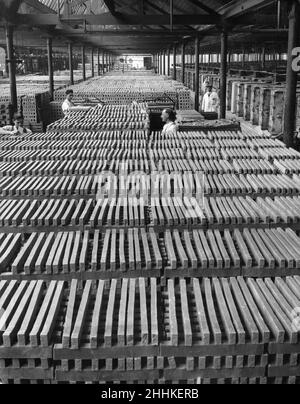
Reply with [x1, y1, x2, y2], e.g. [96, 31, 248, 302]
[0, 73, 300, 384]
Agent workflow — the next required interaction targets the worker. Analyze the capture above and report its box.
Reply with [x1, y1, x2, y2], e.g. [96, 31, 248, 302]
[62, 89, 92, 115]
[202, 77, 211, 94]
[0, 114, 32, 136]
[201, 85, 220, 114]
[161, 108, 178, 136]
[62, 89, 76, 115]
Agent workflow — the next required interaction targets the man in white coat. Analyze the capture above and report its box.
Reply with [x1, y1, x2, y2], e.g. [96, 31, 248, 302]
[201, 85, 220, 114]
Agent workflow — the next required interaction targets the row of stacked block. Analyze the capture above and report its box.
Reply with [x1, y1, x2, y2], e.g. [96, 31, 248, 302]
[53, 75, 192, 110]
[0, 228, 300, 280]
[0, 277, 300, 384]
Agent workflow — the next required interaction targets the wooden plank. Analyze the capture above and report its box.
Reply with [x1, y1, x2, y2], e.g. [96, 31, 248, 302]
[71, 280, 92, 349]
[257, 279, 297, 343]
[257, 229, 285, 268]
[2, 281, 36, 347]
[139, 278, 149, 345]
[110, 229, 117, 272]
[128, 229, 135, 271]
[90, 280, 105, 349]
[179, 279, 192, 346]
[192, 278, 210, 345]
[45, 232, 63, 274]
[62, 279, 78, 348]
[29, 281, 57, 347]
[117, 279, 129, 347]
[40, 281, 65, 346]
[17, 281, 44, 346]
[168, 279, 178, 346]
[222, 278, 247, 345]
[62, 232, 75, 273]
[233, 229, 252, 268]
[126, 278, 136, 346]
[104, 279, 117, 348]
[207, 230, 223, 269]
[134, 229, 142, 271]
[61, 200, 76, 226]
[173, 230, 188, 269]
[35, 233, 55, 274]
[79, 230, 89, 272]
[165, 230, 177, 270]
[192, 230, 208, 269]
[69, 231, 81, 272]
[243, 229, 265, 268]
[141, 228, 152, 270]
[247, 278, 284, 343]
[214, 230, 231, 269]
[119, 230, 126, 272]
[250, 229, 275, 269]
[204, 278, 222, 344]
[90, 230, 100, 272]
[151, 278, 159, 345]
[149, 229, 162, 268]
[53, 232, 69, 274]
[213, 278, 236, 344]
[100, 230, 111, 271]
[183, 230, 198, 270]
[0, 280, 7, 300]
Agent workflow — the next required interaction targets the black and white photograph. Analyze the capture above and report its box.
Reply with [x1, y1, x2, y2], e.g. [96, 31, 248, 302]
[0, 0, 300, 389]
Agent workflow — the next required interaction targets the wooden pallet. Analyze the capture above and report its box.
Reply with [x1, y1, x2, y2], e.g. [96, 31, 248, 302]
[0, 229, 162, 279]
[162, 228, 300, 278]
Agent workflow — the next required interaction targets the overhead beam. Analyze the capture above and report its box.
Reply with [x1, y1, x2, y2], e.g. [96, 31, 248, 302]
[219, 0, 275, 19]
[15, 13, 222, 25]
[12, 11, 279, 27]
[23, 0, 56, 14]
[103, 0, 116, 15]
[186, 0, 220, 17]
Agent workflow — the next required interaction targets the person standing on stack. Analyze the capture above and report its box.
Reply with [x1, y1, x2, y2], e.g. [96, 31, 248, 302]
[201, 85, 220, 116]
[161, 108, 178, 136]
[0, 114, 32, 136]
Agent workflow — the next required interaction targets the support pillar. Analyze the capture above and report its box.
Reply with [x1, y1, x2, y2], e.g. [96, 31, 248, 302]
[5, 24, 17, 113]
[283, 1, 300, 147]
[47, 37, 54, 101]
[91, 48, 94, 77]
[97, 48, 100, 76]
[102, 51, 105, 74]
[195, 36, 200, 112]
[220, 29, 228, 119]
[261, 47, 266, 70]
[173, 45, 177, 81]
[167, 48, 171, 76]
[68, 43, 74, 85]
[106, 53, 109, 72]
[82, 46, 86, 81]
[163, 51, 166, 75]
[181, 42, 185, 84]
